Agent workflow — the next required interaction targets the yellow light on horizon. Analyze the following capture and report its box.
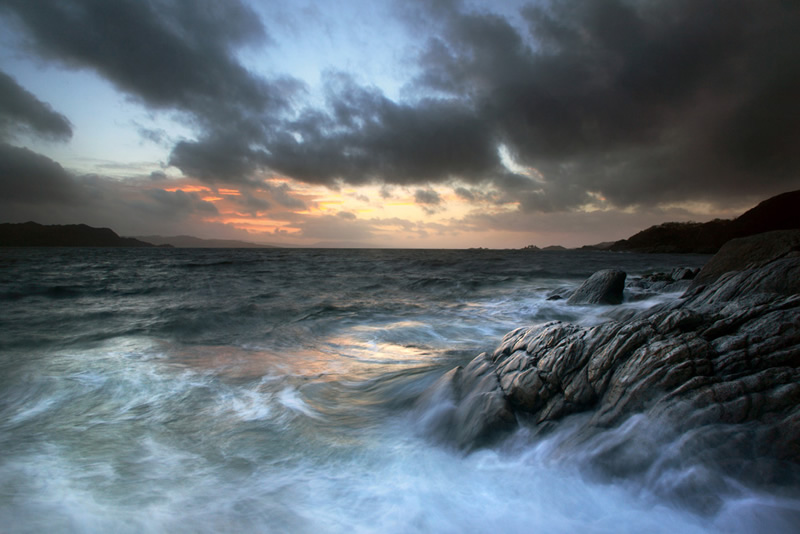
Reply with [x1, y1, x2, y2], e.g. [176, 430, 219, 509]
[217, 217, 293, 226]
[165, 185, 211, 193]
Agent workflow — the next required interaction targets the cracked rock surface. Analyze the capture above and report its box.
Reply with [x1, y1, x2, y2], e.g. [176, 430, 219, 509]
[420, 231, 800, 508]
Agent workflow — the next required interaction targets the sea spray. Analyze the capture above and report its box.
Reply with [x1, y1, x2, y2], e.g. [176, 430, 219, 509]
[4, 248, 796, 532]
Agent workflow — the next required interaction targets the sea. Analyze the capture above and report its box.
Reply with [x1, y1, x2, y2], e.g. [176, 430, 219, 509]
[0, 247, 797, 533]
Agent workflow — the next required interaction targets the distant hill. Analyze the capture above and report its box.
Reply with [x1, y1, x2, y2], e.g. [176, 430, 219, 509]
[0, 222, 156, 247]
[137, 235, 279, 248]
[610, 190, 800, 253]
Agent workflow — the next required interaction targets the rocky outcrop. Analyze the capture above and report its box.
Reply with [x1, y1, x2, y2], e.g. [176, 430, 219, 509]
[689, 230, 800, 289]
[566, 269, 626, 305]
[422, 232, 800, 506]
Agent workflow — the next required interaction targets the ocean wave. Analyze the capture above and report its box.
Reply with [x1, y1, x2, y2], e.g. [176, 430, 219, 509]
[2, 247, 741, 532]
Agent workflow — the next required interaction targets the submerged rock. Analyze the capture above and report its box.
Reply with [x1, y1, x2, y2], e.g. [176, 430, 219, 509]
[566, 269, 626, 305]
[629, 267, 700, 296]
[427, 234, 800, 506]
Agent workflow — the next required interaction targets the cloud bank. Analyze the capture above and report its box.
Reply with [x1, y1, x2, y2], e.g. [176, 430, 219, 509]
[0, 0, 798, 246]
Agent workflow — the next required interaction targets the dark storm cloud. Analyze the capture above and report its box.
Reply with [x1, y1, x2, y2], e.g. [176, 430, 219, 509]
[0, 0, 302, 183]
[169, 135, 267, 184]
[263, 182, 305, 209]
[0, 0, 277, 116]
[232, 190, 271, 215]
[0, 143, 78, 203]
[143, 188, 219, 218]
[414, 189, 442, 206]
[0, 71, 72, 141]
[263, 0, 800, 206]
[411, 0, 800, 208]
[454, 187, 474, 201]
[3, 0, 798, 208]
[262, 71, 502, 186]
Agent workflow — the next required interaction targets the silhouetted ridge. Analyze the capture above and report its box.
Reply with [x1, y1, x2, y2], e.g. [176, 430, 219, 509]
[733, 190, 800, 235]
[0, 222, 156, 247]
[610, 190, 800, 253]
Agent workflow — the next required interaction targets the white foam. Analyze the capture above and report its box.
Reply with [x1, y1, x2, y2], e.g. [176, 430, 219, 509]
[278, 386, 322, 419]
[217, 387, 274, 421]
[8, 394, 63, 424]
[4, 395, 799, 534]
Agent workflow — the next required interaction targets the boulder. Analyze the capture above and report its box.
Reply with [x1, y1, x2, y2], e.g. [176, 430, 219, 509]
[566, 269, 626, 305]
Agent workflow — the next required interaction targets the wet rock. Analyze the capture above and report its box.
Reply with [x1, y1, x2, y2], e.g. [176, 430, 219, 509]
[566, 269, 626, 305]
[671, 267, 698, 281]
[414, 354, 515, 450]
[689, 230, 800, 290]
[630, 268, 699, 295]
[546, 287, 573, 301]
[430, 233, 800, 498]
[684, 258, 800, 312]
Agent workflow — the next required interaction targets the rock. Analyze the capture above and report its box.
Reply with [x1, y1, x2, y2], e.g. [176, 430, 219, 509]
[426, 233, 800, 503]
[689, 230, 800, 290]
[546, 287, 573, 301]
[413, 354, 515, 450]
[566, 269, 626, 305]
[629, 272, 694, 296]
[671, 267, 698, 281]
[685, 258, 800, 310]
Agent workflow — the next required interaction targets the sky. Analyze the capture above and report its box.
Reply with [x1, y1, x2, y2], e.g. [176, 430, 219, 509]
[0, 0, 798, 248]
